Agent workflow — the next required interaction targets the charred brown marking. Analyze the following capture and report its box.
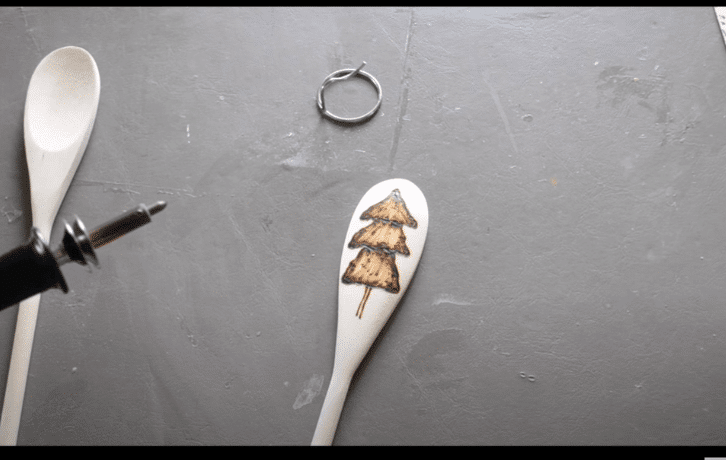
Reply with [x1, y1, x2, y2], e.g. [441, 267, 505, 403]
[349, 221, 410, 255]
[359, 189, 418, 228]
[343, 247, 400, 293]
[342, 189, 417, 318]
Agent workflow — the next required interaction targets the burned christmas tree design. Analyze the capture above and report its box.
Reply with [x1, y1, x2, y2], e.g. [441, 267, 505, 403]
[342, 189, 418, 319]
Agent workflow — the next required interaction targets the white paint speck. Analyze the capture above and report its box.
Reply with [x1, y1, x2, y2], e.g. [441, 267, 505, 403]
[1, 204, 22, 223]
[280, 148, 312, 168]
[186, 124, 190, 144]
[71, 367, 77, 373]
[293, 374, 324, 410]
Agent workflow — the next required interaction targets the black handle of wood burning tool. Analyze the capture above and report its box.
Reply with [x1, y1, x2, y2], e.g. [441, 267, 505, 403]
[0, 228, 68, 311]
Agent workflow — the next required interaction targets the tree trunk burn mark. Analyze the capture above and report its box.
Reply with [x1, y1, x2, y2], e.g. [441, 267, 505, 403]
[342, 189, 418, 319]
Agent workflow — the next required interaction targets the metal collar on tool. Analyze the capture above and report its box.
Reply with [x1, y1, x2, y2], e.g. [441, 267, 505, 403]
[317, 62, 382, 124]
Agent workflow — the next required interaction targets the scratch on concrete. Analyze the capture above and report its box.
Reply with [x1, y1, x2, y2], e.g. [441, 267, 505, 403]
[482, 75, 520, 155]
[396, 350, 450, 434]
[74, 179, 201, 198]
[0, 98, 24, 113]
[389, 9, 415, 173]
[19, 7, 41, 57]
[176, 313, 198, 348]
[433, 294, 473, 306]
[376, 19, 404, 57]
[292, 374, 324, 410]
[226, 210, 254, 257]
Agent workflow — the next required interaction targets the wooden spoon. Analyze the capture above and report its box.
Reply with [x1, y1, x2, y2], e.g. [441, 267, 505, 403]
[311, 178, 428, 445]
[0, 46, 100, 445]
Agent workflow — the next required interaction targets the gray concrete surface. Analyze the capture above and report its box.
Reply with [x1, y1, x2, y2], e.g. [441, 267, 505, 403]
[0, 7, 725, 445]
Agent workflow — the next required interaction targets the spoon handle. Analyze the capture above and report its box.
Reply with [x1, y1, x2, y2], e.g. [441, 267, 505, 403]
[0, 295, 41, 445]
[311, 369, 352, 445]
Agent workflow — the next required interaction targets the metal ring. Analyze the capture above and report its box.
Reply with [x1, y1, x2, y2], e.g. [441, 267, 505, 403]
[317, 62, 382, 124]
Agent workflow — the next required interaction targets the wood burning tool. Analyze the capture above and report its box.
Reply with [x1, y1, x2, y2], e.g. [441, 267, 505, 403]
[0, 201, 167, 310]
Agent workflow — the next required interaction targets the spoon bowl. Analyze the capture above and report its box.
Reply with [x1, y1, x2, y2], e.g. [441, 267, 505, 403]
[25, 46, 101, 238]
[0, 46, 100, 445]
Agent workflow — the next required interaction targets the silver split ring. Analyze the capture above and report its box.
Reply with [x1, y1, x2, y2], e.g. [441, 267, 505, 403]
[317, 62, 382, 124]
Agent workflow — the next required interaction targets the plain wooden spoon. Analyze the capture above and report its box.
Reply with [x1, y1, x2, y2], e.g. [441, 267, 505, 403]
[0, 46, 100, 445]
[311, 178, 428, 445]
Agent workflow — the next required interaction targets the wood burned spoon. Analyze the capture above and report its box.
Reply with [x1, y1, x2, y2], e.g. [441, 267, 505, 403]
[0, 46, 100, 445]
[311, 178, 428, 445]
